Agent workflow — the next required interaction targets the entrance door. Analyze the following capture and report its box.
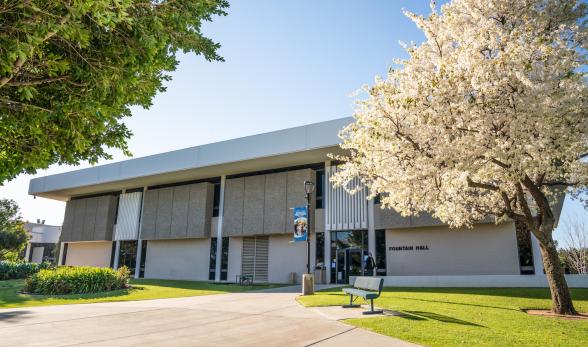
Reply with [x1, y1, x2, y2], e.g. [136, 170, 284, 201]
[336, 248, 365, 284]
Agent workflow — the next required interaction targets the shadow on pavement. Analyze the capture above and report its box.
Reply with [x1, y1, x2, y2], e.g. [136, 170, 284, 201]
[0, 310, 32, 323]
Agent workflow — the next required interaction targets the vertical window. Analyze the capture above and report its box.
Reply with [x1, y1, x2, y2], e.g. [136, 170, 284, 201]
[209, 237, 217, 280]
[221, 237, 229, 280]
[515, 221, 535, 275]
[118, 241, 138, 274]
[315, 232, 325, 268]
[61, 243, 68, 265]
[139, 240, 147, 278]
[375, 229, 387, 275]
[110, 241, 116, 268]
[315, 169, 325, 209]
[374, 194, 382, 205]
[213, 182, 221, 217]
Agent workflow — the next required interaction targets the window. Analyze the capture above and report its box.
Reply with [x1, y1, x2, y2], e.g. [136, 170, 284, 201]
[110, 241, 116, 268]
[61, 243, 68, 265]
[375, 229, 387, 275]
[315, 232, 325, 268]
[374, 193, 382, 205]
[221, 237, 229, 280]
[315, 169, 325, 209]
[118, 240, 138, 274]
[515, 221, 535, 275]
[139, 240, 147, 278]
[213, 182, 221, 217]
[209, 237, 217, 280]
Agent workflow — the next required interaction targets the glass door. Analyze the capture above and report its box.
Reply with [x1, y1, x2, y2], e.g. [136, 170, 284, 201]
[345, 248, 364, 283]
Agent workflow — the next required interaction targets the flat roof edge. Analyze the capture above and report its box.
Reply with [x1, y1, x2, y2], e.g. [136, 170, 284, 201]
[29, 117, 352, 196]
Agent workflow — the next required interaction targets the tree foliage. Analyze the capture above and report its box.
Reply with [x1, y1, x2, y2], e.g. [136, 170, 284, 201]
[333, 0, 587, 314]
[0, 199, 28, 260]
[0, 0, 228, 183]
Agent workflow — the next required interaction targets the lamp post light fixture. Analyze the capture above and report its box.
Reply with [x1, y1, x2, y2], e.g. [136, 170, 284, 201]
[302, 180, 315, 295]
[304, 180, 314, 275]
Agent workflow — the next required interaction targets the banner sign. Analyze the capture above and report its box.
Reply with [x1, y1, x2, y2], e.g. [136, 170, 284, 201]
[293, 206, 308, 242]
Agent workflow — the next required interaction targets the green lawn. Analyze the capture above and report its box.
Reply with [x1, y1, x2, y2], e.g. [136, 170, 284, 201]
[297, 287, 588, 347]
[0, 279, 284, 309]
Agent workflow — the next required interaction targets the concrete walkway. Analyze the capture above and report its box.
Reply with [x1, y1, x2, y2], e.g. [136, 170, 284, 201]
[0, 285, 418, 346]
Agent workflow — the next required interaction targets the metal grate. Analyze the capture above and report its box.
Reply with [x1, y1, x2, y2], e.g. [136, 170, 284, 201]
[241, 236, 269, 282]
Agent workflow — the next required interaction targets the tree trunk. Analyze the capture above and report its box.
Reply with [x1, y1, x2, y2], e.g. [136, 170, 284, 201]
[538, 237, 578, 315]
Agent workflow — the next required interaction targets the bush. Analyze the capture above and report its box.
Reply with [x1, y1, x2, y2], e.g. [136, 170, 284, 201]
[23, 266, 130, 295]
[0, 261, 52, 280]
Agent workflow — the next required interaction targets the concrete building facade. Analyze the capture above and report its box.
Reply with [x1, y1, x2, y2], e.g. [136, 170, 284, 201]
[29, 118, 584, 286]
[23, 221, 62, 264]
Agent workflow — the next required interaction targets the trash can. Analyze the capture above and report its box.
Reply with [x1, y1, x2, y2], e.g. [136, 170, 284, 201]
[289, 272, 297, 284]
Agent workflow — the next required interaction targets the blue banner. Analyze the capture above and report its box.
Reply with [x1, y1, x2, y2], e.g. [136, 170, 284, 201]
[293, 206, 308, 242]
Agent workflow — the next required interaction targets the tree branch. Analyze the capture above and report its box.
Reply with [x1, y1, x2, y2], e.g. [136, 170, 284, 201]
[6, 75, 70, 87]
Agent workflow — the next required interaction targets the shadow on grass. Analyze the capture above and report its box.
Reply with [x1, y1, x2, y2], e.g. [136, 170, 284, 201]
[392, 296, 520, 312]
[402, 310, 485, 327]
[381, 287, 588, 301]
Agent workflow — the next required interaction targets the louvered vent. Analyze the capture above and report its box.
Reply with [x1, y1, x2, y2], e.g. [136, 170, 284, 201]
[241, 236, 269, 282]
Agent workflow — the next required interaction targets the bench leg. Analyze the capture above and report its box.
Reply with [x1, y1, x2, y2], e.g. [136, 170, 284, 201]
[342, 294, 360, 308]
[362, 299, 383, 315]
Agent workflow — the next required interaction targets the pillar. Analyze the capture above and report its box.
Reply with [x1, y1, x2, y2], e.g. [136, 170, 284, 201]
[215, 175, 226, 282]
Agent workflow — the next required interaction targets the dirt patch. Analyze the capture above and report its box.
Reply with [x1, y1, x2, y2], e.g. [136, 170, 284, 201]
[523, 309, 588, 321]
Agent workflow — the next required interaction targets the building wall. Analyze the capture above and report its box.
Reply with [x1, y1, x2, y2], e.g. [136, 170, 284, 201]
[222, 169, 314, 237]
[62, 195, 118, 242]
[227, 237, 243, 282]
[144, 239, 210, 280]
[140, 183, 214, 240]
[386, 222, 519, 276]
[65, 241, 112, 267]
[268, 234, 316, 284]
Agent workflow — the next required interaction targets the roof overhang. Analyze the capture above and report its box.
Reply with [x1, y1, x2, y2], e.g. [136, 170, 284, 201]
[29, 117, 352, 201]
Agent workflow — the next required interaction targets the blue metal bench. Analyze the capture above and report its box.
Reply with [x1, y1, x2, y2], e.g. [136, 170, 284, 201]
[342, 276, 384, 315]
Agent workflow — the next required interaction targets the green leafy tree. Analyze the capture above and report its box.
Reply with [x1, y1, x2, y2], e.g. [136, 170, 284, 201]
[0, 199, 29, 260]
[0, 0, 228, 183]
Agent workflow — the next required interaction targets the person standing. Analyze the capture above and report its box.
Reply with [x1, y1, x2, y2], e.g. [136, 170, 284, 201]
[365, 252, 376, 276]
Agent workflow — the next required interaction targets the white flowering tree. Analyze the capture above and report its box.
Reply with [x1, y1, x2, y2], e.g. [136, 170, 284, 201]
[332, 0, 587, 315]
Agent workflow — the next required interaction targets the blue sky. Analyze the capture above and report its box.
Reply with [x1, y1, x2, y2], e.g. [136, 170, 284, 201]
[0, 0, 584, 246]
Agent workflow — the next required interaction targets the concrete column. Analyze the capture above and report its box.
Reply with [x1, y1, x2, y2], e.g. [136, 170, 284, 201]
[57, 242, 65, 266]
[113, 241, 121, 269]
[215, 175, 226, 282]
[531, 234, 545, 275]
[134, 187, 147, 279]
[323, 161, 331, 283]
[24, 243, 31, 262]
[367, 197, 376, 263]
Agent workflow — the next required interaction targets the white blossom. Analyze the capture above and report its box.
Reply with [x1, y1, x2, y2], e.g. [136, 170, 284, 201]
[332, 0, 588, 230]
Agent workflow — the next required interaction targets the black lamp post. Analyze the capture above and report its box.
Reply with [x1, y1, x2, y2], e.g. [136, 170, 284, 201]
[304, 180, 315, 275]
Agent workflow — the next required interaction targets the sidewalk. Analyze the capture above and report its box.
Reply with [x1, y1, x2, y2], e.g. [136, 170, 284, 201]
[0, 284, 418, 346]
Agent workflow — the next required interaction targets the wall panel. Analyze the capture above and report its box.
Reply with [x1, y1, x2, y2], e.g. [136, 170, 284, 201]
[263, 172, 287, 234]
[187, 183, 213, 238]
[114, 192, 143, 241]
[171, 186, 189, 238]
[140, 190, 158, 240]
[222, 177, 244, 236]
[243, 175, 265, 236]
[155, 187, 173, 239]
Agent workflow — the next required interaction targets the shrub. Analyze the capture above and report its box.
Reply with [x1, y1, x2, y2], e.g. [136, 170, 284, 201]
[23, 266, 130, 295]
[0, 261, 52, 280]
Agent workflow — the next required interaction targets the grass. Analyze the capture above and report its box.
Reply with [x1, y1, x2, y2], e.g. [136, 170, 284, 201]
[297, 287, 588, 347]
[0, 278, 284, 309]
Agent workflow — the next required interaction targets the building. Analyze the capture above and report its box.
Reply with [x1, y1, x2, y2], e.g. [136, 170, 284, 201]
[28, 117, 586, 287]
[23, 220, 62, 263]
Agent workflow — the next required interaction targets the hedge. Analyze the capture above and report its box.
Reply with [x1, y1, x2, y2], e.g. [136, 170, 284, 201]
[0, 261, 52, 280]
[24, 266, 130, 295]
